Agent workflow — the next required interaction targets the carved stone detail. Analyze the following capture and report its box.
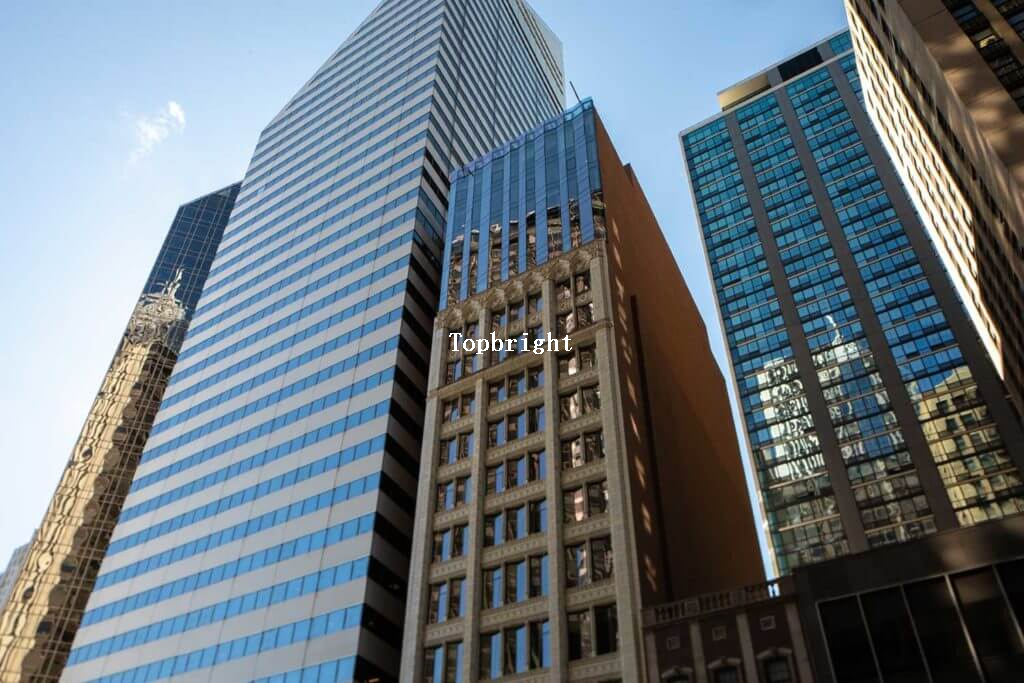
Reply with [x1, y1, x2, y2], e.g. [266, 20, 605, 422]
[561, 460, 607, 486]
[482, 481, 546, 514]
[479, 597, 549, 630]
[562, 515, 611, 543]
[480, 535, 547, 564]
[433, 506, 471, 529]
[423, 619, 465, 645]
[568, 653, 622, 681]
[429, 557, 469, 582]
[565, 581, 616, 609]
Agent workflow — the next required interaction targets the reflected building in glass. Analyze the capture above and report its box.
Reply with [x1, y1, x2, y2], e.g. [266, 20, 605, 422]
[400, 99, 763, 682]
[0, 184, 239, 682]
[681, 32, 1024, 577]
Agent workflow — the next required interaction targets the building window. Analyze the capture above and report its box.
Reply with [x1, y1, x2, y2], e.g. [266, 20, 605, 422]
[566, 536, 613, 587]
[486, 501, 546, 547]
[711, 666, 740, 683]
[567, 610, 592, 661]
[560, 430, 605, 469]
[480, 620, 550, 679]
[424, 641, 463, 683]
[563, 479, 608, 522]
[441, 433, 473, 465]
[428, 577, 466, 624]
[560, 384, 601, 421]
[762, 656, 792, 683]
[528, 292, 543, 314]
[559, 343, 597, 377]
[575, 270, 591, 294]
[483, 555, 548, 610]
[568, 604, 617, 660]
[483, 567, 503, 609]
[436, 476, 471, 512]
[594, 604, 618, 655]
[442, 393, 475, 423]
[432, 525, 468, 562]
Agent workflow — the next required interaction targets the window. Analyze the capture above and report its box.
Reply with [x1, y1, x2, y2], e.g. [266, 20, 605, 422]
[566, 536, 613, 587]
[592, 536, 614, 581]
[529, 554, 549, 598]
[480, 632, 501, 680]
[506, 559, 526, 604]
[566, 543, 588, 588]
[442, 394, 475, 423]
[561, 430, 606, 469]
[436, 476, 470, 512]
[530, 620, 551, 669]
[557, 279, 572, 302]
[483, 567, 503, 609]
[483, 555, 547, 610]
[594, 604, 618, 655]
[479, 621, 550, 678]
[529, 499, 547, 533]
[528, 292, 543, 314]
[588, 480, 609, 515]
[712, 667, 740, 683]
[440, 433, 473, 465]
[484, 514, 503, 547]
[528, 405, 545, 431]
[763, 656, 793, 683]
[575, 271, 591, 294]
[424, 641, 463, 683]
[432, 525, 468, 562]
[568, 610, 592, 661]
[559, 343, 597, 377]
[428, 577, 466, 623]
[487, 451, 546, 495]
[560, 384, 602, 421]
[564, 487, 587, 523]
[505, 624, 527, 674]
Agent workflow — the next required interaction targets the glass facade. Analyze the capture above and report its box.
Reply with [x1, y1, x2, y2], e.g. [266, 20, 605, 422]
[683, 33, 1024, 575]
[0, 184, 240, 681]
[818, 557, 1024, 682]
[64, 1, 564, 682]
[440, 99, 605, 308]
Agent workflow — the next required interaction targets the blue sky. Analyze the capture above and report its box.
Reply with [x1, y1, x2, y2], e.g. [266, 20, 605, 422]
[0, 0, 848, 567]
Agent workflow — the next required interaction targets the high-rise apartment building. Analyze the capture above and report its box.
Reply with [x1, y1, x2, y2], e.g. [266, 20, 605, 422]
[682, 32, 1024, 577]
[0, 184, 240, 682]
[843, 0, 1024, 417]
[64, 2, 564, 682]
[400, 99, 763, 682]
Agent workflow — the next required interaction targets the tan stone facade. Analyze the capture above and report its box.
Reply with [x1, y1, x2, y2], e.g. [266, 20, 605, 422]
[400, 106, 763, 682]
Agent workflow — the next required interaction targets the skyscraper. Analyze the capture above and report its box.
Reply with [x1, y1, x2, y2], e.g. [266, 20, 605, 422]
[0, 539, 32, 614]
[400, 99, 763, 682]
[0, 183, 239, 682]
[681, 31, 1024, 577]
[64, 2, 564, 682]
[843, 0, 1024, 418]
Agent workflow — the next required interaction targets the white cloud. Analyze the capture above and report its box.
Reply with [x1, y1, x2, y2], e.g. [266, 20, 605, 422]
[129, 101, 186, 163]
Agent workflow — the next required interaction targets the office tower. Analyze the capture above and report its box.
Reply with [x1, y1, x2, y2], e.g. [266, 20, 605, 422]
[0, 539, 33, 613]
[843, 0, 1024, 417]
[400, 99, 763, 682]
[0, 184, 239, 682]
[64, 3, 564, 683]
[681, 32, 1024, 578]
